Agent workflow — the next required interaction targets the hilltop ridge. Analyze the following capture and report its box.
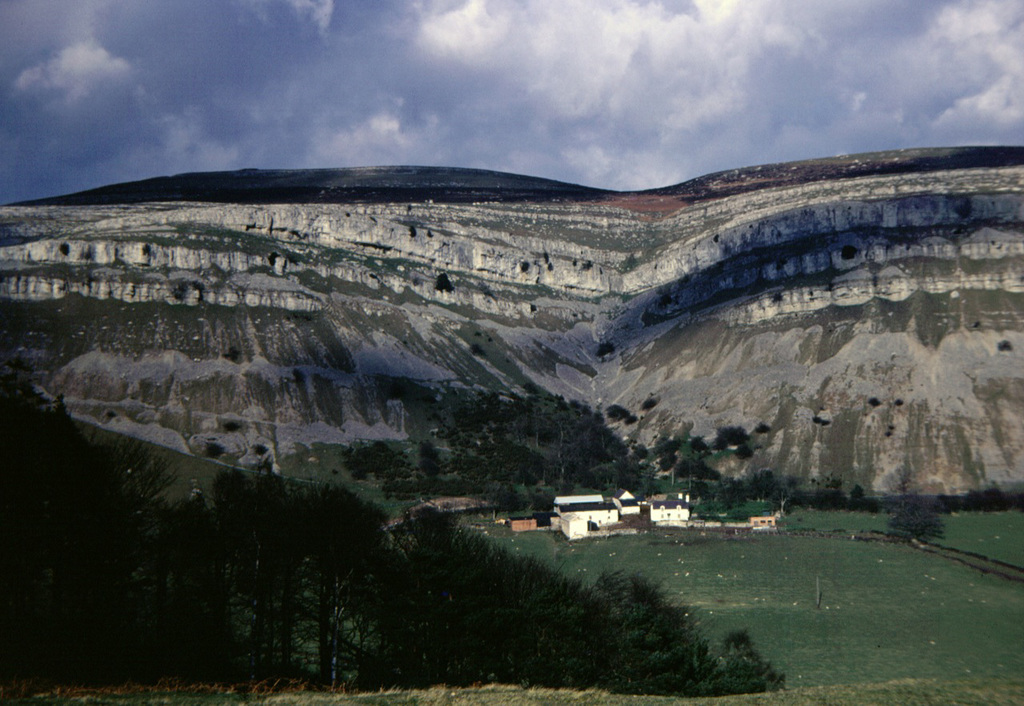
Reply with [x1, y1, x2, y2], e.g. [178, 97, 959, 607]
[18, 146, 1024, 210]
[15, 166, 609, 207]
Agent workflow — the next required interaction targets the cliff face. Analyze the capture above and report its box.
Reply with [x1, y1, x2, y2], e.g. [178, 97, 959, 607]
[1, 151, 1023, 491]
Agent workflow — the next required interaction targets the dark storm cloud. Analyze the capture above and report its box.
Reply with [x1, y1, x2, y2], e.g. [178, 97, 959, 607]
[1, 0, 1022, 204]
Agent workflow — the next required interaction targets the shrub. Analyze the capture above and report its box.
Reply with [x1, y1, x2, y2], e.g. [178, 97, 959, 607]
[887, 494, 944, 541]
[713, 425, 750, 450]
[605, 404, 633, 422]
[707, 630, 785, 695]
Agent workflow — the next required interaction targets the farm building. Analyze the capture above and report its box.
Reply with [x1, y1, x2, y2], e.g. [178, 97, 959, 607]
[559, 513, 591, 540]
[750, 515, 777, 531]
[612, 489, 642, 515]
[554, 494, 604, 510]
[650, 495, 690, 525]
[508, 516, 538, 532]
[558, 501, 619, 527]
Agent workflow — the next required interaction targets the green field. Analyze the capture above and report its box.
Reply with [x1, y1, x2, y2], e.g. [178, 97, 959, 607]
[485, 520, 1024, 689]
[777, 509, 1024, 567]
[778, 509, 889, 534]
[934, 512, 1024, 567]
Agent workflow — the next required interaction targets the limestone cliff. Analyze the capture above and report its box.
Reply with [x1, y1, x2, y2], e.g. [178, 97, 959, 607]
[1, 149, 1022, 491]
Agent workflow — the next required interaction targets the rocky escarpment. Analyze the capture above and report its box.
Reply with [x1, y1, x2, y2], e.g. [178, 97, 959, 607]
[1, 149, 1023, 491]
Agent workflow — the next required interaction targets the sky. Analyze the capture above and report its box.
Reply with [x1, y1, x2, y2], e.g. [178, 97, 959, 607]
[1, 0, 1022, 204]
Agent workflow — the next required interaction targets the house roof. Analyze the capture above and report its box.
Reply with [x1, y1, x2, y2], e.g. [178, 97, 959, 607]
[558, 501, 617, 513]
[554, 494, 604, 505]
[616, 498, 640, 507]
[651, 500, 690, 509]
[614, 489, 634, 500]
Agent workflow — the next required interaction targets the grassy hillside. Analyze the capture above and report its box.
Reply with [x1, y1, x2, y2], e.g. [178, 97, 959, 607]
[484, 518, 1024, 689]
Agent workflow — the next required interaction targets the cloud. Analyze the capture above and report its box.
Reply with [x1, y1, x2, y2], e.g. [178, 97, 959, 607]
[314, 111, 445, 166]
[241, 0, 335, 33]
[927, 0, 1024, 132]
[410, 0, 820, 185]
[287, 0, 335, 32]
[1, 0, 1022, 203]
[14, 40, 132, 102]
[418, 0, 510, 60]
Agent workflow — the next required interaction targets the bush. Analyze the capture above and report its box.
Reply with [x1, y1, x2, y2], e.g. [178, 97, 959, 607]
[705, 630, 785, 695]
[887, 494, 944, 541]
[713, 426, 750, 450]
[605, 404, 636, 424]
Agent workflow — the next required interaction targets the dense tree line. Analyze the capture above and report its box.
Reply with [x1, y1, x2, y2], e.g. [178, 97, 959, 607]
[0, 384, 782, 696]
[347, 391, 644, 507]
[346, 392, 1024, 522]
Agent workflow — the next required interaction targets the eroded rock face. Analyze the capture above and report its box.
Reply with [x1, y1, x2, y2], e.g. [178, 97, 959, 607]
[1, 156, 1022, 490]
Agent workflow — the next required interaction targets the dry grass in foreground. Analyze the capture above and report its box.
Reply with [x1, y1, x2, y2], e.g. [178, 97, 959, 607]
[5, 678, 1024, 706]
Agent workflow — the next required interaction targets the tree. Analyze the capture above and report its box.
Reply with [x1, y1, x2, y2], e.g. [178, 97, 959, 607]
[887, 494, 944, 541]
[704, 629, 785, 695]
[595, 571, 714, 695]
[302, 484, 388, 685]
[747, 468, 778, 502]
[712, 426, 750, 451]
[418, 440, 441, 477]
[0, 389, 170, 682]
[769, 474, 800, 515]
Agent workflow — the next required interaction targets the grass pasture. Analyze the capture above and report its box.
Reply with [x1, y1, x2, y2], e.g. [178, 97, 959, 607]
[489, 521, 1024, 689]
[778, 509, 889, 534]
[935, 512, 1024, 567]
[777, 509, 1024, 567]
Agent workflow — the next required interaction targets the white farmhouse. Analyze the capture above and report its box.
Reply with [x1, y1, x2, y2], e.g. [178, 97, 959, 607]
[555, 494, 620, 539]
[559, 513, 591, 540]
[650, 494, 690, 525]
[559, 501, 619, 527]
